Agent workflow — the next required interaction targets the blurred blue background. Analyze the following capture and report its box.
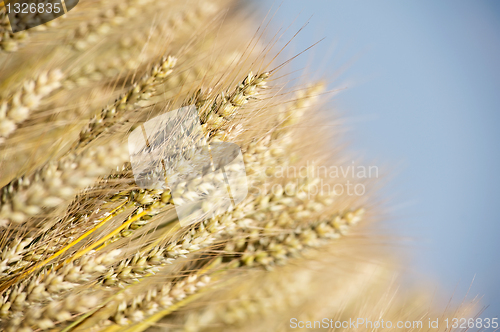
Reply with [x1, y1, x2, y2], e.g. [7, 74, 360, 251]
[253, 0, 500, 318]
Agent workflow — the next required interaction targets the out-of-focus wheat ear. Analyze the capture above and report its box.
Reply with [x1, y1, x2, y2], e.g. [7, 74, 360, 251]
[0, 139, 129, 228]
[67, 0, 159, 52]
[275, 83, 326, 133]
[67, 256, 225, 332]
[240, 84, 325, 177]
[28, 295, 101, 332]
[0, 69, 64, 143]
[3, 292, 102, 332]
[228, 209, 365, 269]
[1, 0, 149, 54]
[99, 274, 214, 331]
[0, 247, 126, 331]
[67, 0, 222, 55]
[62, 0, 225, 90]
[289, 268, 480, 332]
[62, 37, 144, 91]
[0, 11, 29, 52]
[163, 259, 378, 332]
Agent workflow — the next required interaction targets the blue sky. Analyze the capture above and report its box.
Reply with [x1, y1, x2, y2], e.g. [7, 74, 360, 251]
[253, 0, 500, 318]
